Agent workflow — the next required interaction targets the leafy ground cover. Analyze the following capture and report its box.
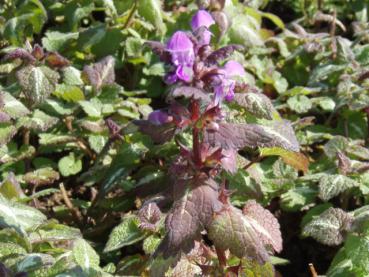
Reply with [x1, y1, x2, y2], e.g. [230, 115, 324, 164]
[1, 0, 369, 276]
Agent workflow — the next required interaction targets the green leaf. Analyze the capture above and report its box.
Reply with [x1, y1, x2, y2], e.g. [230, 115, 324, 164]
[104, 215, 146, 252]
[17, 109, 58, 131]
[17, 253, 55, 273]
[260, 147, 309, 173]
[138, 0, 166, 35]
[0, 194, 46, 234]
[344, 235, 369, 275]
[29, 221, 81, 243]
[16, 65, 59, 105]
[0, 123, 17, 147]
[319, 174, 359, 201]
[0, 173, 24, 200]
[38, 133, 76, 145]
[1, 91, 30, 118]
[143, 235, 161, 255]
[23, 167, 60, 186]
[62, 66, 84, 86]
[260, 12, 284, 29]
[229, 14, 263, 47]
[0, 242, 27, 258]
[242, 258, 275, 277]
[58, 153, 82, 177]
[42, 31, 79, 52]
[73, 238, 100, 270]
[233, 92, 280, 120]
[287, 95, 312, 114]
[79, 98, 103, 118]
[303, 208, 353, 246]
[125, 37, 143, 57]
[53, 84, 85, 102]
[280, 187, 317, 212]
[0, 144, 36, 164]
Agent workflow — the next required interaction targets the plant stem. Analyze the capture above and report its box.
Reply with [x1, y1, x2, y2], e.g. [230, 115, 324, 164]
[59, 183, 83, 226]
[123, 0, 138, 29]
[215, 247, 227, 271]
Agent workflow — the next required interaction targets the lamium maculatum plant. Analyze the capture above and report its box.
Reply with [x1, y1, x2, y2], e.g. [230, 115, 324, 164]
[135, 9, 303, 276]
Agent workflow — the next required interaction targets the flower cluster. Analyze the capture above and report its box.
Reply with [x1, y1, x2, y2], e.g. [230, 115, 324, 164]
[147, 10, 246, 125]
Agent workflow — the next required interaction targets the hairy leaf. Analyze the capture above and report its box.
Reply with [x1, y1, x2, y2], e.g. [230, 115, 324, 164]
[145, 41, 171, 62]
[16, 65, 59, 105]
[73, 238, 100, 270]
[23, 167, 60, 186]
[82, 56, 115, 90]
[1, 91, 30, 119]
[208, 205, 269, 263]
[155, 182, 220, 258]
[134, 120, 176, 144]
[58, 153, 82, 177]
[29, 221, 81, 243]
[319, 174, 359, 201]
[169, 86, 211, 102]
[138, 202, 162, 232]
[242, 200, 282, 253]
[0, 195, 46, 234]
[2, 48, 36, 63]
[0, 123, 17, 146]
[17, 109, 58, 131]
[104, 215, 146, 252]
[138, 0, 166, 35]
[233, 92, 279, 120]
[303, 208, 353, 246]
[204, 121, 299, 152]
[0, 173, 24, 200]
[205, 44, 243, 66]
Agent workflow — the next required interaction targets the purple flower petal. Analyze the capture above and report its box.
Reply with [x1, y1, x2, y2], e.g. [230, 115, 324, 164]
[223, 61, 245, 77]
[148, 110, 171, 125]
[175, 65, 193, 82]
[166, 31, 195, 66]
[191, 10, 215, 31]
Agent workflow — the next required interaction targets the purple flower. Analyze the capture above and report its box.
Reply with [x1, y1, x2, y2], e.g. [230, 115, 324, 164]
[214, 61, 245, 105]
[148, 110, 172, 125]
[166, 31, 195, 82]
[191, 10, 215, 30]
[191, 10, 215, 46]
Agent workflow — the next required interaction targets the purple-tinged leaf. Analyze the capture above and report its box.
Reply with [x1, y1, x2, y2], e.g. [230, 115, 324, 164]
[45, 52, 70, 68]
[82, 56, 115, 90]
[233, 92, 279, 120]
[16, 65, 60, 105]
[303, 208, 353, 246]
[138, 202, 162, 232]
[168, 86, 211, 102]
[221, 149, 237, 173]
[337, 151, 351, 175]
[242, 200, 282, 253]
[208, 205, 270, 263]
[205, 44, 243, 66]
[155, 181, 221, 258]
[134, 120, 176, 144]
[144, 41, 171, 63]
[32, 44, 45, 60]
[2, 49, 36, 63]
[204, 121, 300, 152]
